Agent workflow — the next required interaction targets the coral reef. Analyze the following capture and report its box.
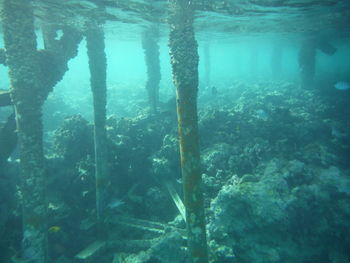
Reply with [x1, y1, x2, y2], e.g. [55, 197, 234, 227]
[200, 83, 350, 263]
[1, 80, 350, 263]
[209, 161, 350, 263]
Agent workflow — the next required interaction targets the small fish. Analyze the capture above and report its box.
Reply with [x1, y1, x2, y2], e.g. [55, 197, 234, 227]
[255, 109, 268, 120]
[107, 199, 125, 209]
[331, 125, 346, 139]
[48, 226, 61, 233]
[334, 81, 350, 91]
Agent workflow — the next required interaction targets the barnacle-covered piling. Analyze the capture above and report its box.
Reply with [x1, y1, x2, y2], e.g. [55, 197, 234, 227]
[168, 1, 209, 262]
[38, 25, 82, 94]
[1, 0, 48, 262]
[86, 25, 109, 238]
[142, 25, 161, 114]
[0, 27, 82, 109]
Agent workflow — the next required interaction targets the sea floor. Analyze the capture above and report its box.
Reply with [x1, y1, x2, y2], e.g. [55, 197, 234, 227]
[1, 81, 350, 263]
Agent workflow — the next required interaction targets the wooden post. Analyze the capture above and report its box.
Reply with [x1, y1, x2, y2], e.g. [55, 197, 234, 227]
[86, 25, 109, 238]
[1, 0, 48, 262]
[168, 1, 209, 263]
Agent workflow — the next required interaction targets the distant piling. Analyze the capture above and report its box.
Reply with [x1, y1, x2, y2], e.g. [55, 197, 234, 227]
[271, 42, 283, 79]
[168, 1, 209, 263]
[204, 42, 211, 87]
[299, 38, 316, 89]
[86, 24, 109, 238]
[249, 48, 259, 78]
[142, 25, 161, 114]
[1, 0, 48, 262]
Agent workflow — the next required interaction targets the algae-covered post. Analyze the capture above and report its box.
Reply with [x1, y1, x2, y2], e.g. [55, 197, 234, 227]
[1, 0, 48, 262]
[86, 24, 109, 238]
[142, 25, 161, 114]
[168, 1, 209, 262]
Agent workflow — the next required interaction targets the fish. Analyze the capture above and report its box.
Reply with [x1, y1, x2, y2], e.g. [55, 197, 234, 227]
[107, 199, 125, 209]
[331, 125, 346, 139]
[334, 81, 350, 91]
[48, 226, 61, 233]
[255, 109, 268, 120]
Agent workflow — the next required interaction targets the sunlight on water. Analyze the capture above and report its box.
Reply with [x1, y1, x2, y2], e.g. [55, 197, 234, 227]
[27, 0, 350, 39]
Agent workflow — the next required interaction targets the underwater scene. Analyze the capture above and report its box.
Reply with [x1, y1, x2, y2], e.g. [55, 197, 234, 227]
[0, 0, 350, 263]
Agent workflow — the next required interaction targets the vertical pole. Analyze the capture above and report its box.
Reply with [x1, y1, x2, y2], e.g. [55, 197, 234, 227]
[142, 25, 161, 114]
[271, 42, 283, 79]
[168, 1, 209, 263]
[1, 0, 48, 262]
[299, 38, 316, 89]
[86, 25, 109, 238]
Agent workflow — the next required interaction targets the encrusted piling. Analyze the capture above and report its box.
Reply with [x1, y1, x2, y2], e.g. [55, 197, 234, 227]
[86, 25, 109, 238]
[168, 1, 209, 263]
[1, 0, 48, 262]
[38, 26, 82, 93]
[298, 36, 336, 89]
[0, 27, 82, 109]
[299, 38, 316, 89]
[142, 25, 161, 114]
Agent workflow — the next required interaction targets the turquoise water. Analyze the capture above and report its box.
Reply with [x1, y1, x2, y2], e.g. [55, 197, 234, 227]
[0, 1, 350, 263]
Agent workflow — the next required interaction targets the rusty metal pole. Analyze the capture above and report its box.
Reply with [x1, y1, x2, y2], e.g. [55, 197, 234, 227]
[168, 1, 209, 263]
[1, 0, 48, 262]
